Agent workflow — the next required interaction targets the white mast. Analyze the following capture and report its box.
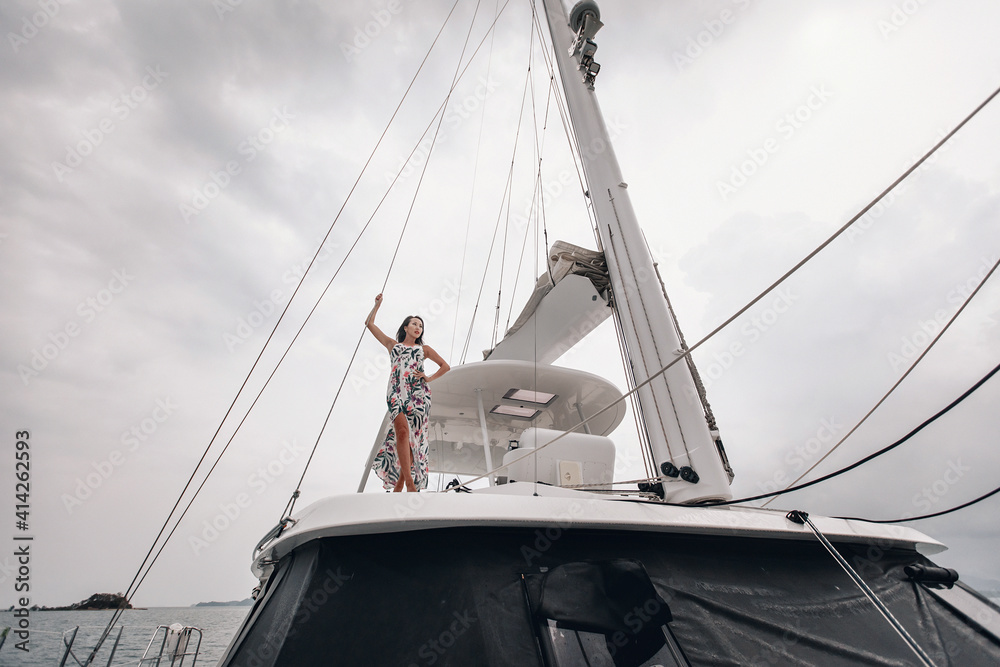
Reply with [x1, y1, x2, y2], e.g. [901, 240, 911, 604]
[541, 0, 733, 503]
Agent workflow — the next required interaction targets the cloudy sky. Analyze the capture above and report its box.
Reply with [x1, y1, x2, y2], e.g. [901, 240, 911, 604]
[2, 0, 999, 609]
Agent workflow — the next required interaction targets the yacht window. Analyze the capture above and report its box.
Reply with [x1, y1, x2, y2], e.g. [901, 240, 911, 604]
[491, 405, 541, 419]
[523, 560, 690, 667]
[504, 388, 558, 406]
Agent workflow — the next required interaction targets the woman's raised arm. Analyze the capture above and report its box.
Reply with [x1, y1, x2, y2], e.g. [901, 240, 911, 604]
[365, 294, 396, 352]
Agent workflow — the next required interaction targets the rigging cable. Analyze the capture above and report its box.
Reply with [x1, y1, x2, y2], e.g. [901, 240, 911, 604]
[459, 150, 516, 362]
[489, 17, 540, 351]
[459, 58, 535, 363]
[760, 252, 1000, 507]
[604, 200, 690, 463]
[838, 482, 1000, 524]
[491, 170, 512, 350]
[504, 56, 547, 334]
[489, 23, 534, 352]
[448, 81, 1000, 491]
[611, 300, 656, 479]
[509, 43, 558, 332]
[450, 0, 503, 361]
[385, 0, 485, 282]
[491, 115, 518, 350]
[87, 1, 466, 654]
[645, 230, 720, 436]
[527, 1, 595, 237]
[705, 358, 1000, 506]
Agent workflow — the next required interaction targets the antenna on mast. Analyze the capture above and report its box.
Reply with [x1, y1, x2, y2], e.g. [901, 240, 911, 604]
[567, 1, 603, 86]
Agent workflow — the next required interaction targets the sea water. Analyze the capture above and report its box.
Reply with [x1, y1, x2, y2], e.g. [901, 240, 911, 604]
[0, 606, 248, 666]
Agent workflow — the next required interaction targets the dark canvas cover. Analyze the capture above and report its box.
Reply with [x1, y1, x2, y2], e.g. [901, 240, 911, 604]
[218, 527, 1000, 666]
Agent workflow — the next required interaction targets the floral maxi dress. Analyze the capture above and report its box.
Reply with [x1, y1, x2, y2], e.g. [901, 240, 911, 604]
[372, 343, 431, 490]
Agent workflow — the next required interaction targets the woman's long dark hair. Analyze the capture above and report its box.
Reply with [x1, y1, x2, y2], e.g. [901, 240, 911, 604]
[396, 315, 424, 344]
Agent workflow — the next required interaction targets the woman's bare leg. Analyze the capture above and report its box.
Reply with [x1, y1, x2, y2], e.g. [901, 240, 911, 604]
[392, 413, 416, 492]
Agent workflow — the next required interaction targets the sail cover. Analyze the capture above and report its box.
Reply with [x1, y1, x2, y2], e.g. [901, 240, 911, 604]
[486, 240, 612, 364]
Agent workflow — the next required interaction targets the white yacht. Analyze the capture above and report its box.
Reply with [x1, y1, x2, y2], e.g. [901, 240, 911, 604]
[216, 2, 1000, 665]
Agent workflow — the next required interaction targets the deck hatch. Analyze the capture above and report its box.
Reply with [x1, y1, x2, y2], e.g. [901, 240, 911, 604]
[491, 405, 541, 419]
[503, 388, 558, 406]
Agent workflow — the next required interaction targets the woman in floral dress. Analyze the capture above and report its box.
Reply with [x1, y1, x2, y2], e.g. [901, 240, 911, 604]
[365, 294, 450, 492]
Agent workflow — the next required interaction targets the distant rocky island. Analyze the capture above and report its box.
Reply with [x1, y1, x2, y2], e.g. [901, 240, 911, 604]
[10, 592, 133, 611]
[192, 598, 253, 607]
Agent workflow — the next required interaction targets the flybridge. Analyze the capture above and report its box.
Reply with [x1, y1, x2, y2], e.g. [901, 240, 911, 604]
[359, 359, 627, 490]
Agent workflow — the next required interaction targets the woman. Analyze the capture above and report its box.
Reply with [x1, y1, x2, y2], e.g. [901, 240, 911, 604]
[365, 293, 450, 492]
